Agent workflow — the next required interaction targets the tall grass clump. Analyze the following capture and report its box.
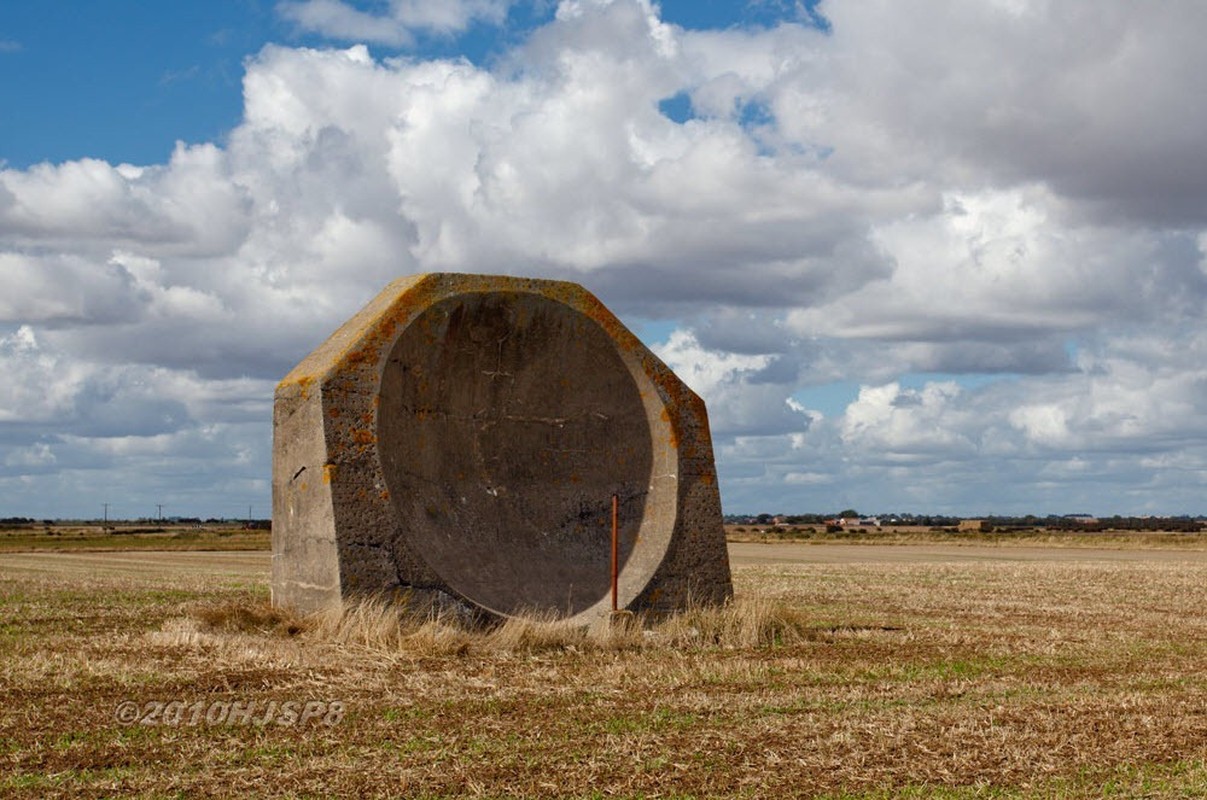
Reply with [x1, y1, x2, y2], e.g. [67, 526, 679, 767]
[190, 594, 813, 656]
[486, 610, 591, 652]
[192, 600, 305, 636]
[653, 594, 812, 648]
[305, 597, 475, 656]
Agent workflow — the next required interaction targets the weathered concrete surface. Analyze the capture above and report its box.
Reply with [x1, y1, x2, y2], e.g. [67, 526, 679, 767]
[272, 273, 732, 623]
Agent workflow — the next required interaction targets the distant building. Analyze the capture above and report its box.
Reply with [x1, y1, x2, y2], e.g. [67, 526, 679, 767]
[825, 517, 881, 528]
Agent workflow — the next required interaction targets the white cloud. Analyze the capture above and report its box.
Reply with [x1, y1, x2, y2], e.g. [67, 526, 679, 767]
[0, 253, 146, 325]
[768, 329, 1207, 514]
[0, 326, 87, 424]
[5, 443, 55, 469]
[0, 145, 251, 257]
[0, 350, 270, 520]
[799, 0, 1207, 225]
[4, 0, 1207, 516]
[654, 329, 811, 438]
[278, 0, 516, 46]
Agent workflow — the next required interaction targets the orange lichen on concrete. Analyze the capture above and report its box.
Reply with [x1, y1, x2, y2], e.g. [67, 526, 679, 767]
[660, 407, 680, 450]
[277, 373, 316, 399]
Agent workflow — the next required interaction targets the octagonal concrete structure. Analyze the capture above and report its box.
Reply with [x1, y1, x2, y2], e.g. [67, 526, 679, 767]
[272, 273, 732, 624]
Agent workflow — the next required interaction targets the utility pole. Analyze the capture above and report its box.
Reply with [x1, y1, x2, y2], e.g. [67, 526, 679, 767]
[102, 503, 109, 523]
[156, 504, 165, 522]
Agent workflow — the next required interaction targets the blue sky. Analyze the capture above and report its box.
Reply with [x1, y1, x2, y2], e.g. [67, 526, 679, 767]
[0, 1, 822, 167]
[3, 1, 1207, 519]
[1, 2, 268, 168]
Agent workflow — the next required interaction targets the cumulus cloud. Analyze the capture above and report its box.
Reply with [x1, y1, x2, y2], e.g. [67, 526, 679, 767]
[766, 326, 1207, 514]
[655, 329, 812, 438]
[788, 187, 1207, 344]
[792, 0, 1207, 226]
[0, 146, 251, 256]
[0, 325, 273, 518]
[3, 0, 1207, 516]
[278, 0, 516, 46]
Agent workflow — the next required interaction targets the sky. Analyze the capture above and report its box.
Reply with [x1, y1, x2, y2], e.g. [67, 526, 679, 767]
[3, 0, 1207, 520]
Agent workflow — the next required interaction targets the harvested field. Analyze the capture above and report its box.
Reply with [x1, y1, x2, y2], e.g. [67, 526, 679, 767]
[1, 544, 1204, 798]
[0, 524, 270, 553]
[730, 540, 1207, 564]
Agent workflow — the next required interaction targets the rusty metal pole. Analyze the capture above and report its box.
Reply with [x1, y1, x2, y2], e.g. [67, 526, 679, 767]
[611, 493, 619, 613]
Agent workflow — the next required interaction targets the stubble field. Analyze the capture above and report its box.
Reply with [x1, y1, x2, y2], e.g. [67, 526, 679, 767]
[1, 542, 1205, 798]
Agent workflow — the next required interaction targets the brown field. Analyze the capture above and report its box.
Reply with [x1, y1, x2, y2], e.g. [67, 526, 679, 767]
[725, 523, 1207, 549]
[3, 523, 1202, 555]
[1, 543, 1205, 798]
[0, 523, 270, 553]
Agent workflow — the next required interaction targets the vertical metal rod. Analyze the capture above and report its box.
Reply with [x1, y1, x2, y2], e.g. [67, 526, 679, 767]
[611, 494, 619, 613]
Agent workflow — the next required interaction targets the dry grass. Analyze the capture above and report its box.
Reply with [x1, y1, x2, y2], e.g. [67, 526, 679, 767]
[276, 593, 815, 656]
[0, 524, 270, 552]
[1, 547, 1205, 798]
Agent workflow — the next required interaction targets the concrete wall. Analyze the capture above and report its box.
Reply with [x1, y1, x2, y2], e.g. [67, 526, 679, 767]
[272, 273, 732, 623]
